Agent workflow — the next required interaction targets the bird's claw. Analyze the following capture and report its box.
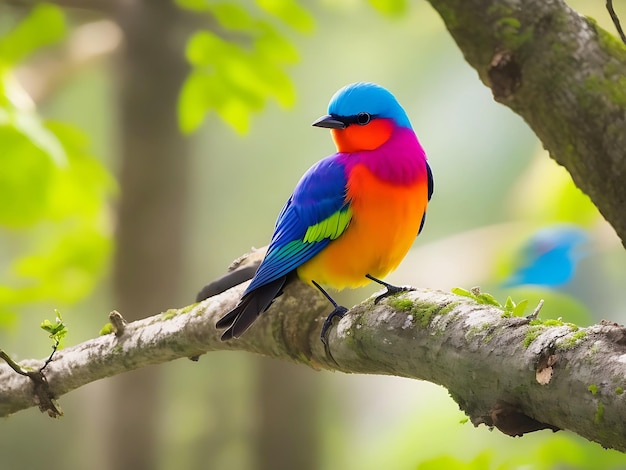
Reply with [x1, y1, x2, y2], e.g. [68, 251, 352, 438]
[320, 306, 348, 363]
[374, 285, 415, 304]
[320, 306, 348, 345]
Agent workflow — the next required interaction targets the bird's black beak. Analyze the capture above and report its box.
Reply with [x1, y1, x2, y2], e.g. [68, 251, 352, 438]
[312, 114, 346, 129]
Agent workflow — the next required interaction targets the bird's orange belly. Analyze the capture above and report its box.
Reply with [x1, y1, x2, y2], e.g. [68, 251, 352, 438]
[297, 165, 428, 289]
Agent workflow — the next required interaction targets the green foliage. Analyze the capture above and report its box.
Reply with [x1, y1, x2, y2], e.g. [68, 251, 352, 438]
[0, 122, 115, 311]
[40, 309, 67, 348]
[502, 296, 529, 317]
[0, 4, 70, 233]
[177, 0, 312, 134]
[0, 4, 65, 69]
[255, 0, 314, 32]
[0, 123, 57, 226]
[452, 287, 528, 317]
[99, 323, 115, 336]
[368, 0, 408, 16]
[418, 451, 493, 470]
[0, 7, 115, 328]
[503, 287, 592, 326]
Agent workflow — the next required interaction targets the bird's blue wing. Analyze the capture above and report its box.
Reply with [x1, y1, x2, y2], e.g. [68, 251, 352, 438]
[245, 156, 351, 293]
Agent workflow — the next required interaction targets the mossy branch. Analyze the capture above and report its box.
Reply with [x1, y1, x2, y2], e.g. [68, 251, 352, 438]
[426, 0, 626, 247]
[1, 280, 626, 452]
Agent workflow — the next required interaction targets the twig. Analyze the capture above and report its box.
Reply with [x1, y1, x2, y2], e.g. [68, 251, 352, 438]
[606, 0, 626, 44]
[0, 350, 31, 376]
[0, 348, 63, 418]
[527, 299, 545, 320]
[40, 341, 59, 372]
[109, 310, 127, 337]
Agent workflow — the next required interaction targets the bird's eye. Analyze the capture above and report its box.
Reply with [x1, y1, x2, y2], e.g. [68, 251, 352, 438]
[356, 112, 371, 125]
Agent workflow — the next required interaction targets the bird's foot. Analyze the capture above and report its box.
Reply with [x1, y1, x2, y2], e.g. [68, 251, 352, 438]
[320, 305, 348, 360]
[311, 280, 349, 363]
[366, 274, 415, 304]
[320, 306, 348, 346]
[374, 285, 414, 304]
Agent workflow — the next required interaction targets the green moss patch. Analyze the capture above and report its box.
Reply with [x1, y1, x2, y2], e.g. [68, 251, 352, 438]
[594, 402, 605, 424]
[388, 297, 451, 328]
[557, 330, 587, 350]
[523, 325, 544, 348]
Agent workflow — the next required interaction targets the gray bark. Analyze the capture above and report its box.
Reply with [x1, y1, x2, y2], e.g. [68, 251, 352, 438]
[1, 281, 625, 453]
[426, 0, 626, 246]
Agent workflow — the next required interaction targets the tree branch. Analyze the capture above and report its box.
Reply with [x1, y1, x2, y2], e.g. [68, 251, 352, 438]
[426, 0, 626, 247]
[1, 281, 625, 452]
[606, 0, 626, 44]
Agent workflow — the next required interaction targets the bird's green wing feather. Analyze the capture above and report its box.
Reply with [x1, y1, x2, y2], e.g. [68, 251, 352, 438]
[303, 207, 352, 243]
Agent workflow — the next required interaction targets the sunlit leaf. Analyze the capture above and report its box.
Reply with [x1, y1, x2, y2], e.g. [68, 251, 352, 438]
[211, 3, 257, 30]
[13, 111, 67, 166]
[368, 0, 408, 16]
[45, 122, 117, 219]
[255, 23, 299, 63]
[216, 96, 251, 134]
[179, 71, 213, 133]
[99, 322, 115, 335]
[512, 298, 529, 317]
[0, 4, 66, 66]
[0, 98, 68, 166]
[12, 228, 111, 304]
[40, 309, 67, 347]
[251, 58, 295, 108]
[476, 292, 501, 307]
[255, 0, 314, 32]
[451, 287, 473, 298]
[506, 287, 592, 325]
[0, 125, 55, 227]
[185, 30, 224, 66]
[179, 2, 309, 133]
[0, 118, 114, 315]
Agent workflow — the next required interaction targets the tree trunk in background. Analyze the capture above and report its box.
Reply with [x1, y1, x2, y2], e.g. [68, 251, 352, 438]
[108, 1, 190, 469]
[107, 2, 321, 469]
[257, 359, 321, 470]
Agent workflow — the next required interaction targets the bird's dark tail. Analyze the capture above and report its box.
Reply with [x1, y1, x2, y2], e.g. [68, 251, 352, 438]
[216, 276, 287, 340]
[196, 266, 258, 302]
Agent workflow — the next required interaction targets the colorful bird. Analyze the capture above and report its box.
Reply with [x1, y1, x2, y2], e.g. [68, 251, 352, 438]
[211, 82, 434, 348]
[502, 224, 589, 288]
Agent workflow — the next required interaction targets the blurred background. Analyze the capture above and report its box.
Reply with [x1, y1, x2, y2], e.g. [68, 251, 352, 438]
[1, 1, 625, 469]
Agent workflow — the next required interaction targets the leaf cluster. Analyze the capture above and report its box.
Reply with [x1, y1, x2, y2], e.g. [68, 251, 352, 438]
[177, 0, 313, 133]
[0, 5, 115, 328]
[452, 286, 528, 317]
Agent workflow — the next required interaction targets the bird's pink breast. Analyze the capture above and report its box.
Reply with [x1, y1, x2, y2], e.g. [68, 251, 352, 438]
[338, 126, 427, 186]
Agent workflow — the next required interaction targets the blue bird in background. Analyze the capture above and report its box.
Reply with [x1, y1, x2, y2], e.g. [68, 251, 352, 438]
[502, 224, 589, 288]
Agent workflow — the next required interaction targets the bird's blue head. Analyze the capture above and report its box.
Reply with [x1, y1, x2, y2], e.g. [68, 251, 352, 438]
[312, 83, 413, 153]
[326, 82, 412, 129]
